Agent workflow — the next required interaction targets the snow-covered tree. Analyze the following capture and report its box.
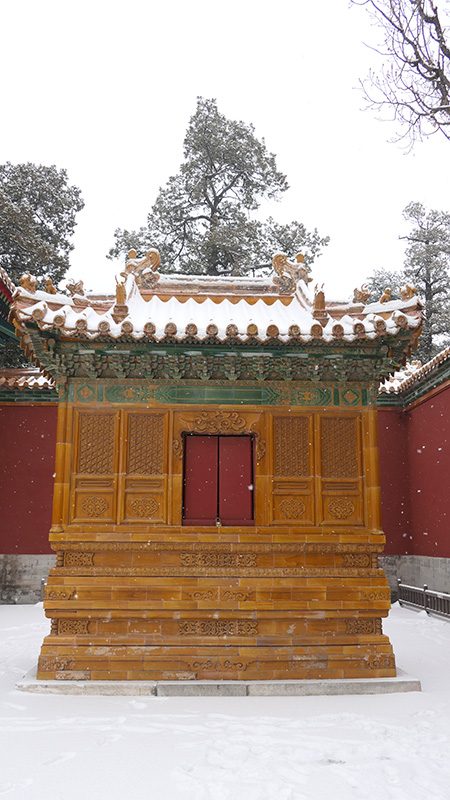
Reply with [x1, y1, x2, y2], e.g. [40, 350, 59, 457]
[0, 162, 84, 287]
[365, 202, 450, 362]
[109, 98, 329, 275]
[0, 162, 84, 367]
[401, 201, 450, 360]
[366, 267, 405, 301]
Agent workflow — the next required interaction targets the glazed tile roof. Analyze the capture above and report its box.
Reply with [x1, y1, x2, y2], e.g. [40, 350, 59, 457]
[0, 368, 55, 391]
[379, 348, 450, 395]
[11, 252, 422, 346]
[0, 265, 15, 297]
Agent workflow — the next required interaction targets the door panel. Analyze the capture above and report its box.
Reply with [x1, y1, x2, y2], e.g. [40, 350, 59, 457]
[183, 435, 218, 525]
[219, 436, 254, 525]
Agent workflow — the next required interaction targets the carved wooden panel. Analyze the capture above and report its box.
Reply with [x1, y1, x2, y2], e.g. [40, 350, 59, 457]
[272, 492, 314, 524]
[73, 491, 114, 521]
[273, 417, 310, 476]
[127, 414, 164, 475]
[321, 417, 358, 478]
[123, 489, 165, 522]
[78, 414, 115, 474]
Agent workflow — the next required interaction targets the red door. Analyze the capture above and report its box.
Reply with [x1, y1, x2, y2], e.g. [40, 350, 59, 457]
[183, 434, 254, 526]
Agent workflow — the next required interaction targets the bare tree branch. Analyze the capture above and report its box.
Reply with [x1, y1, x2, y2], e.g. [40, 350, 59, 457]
[350, 0, 450, 146]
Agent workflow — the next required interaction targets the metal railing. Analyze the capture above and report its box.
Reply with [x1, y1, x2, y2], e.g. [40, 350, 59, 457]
[397, 579, 450, 619]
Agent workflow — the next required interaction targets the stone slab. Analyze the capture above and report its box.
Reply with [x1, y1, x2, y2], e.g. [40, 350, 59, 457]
[16, 667, 421, 696]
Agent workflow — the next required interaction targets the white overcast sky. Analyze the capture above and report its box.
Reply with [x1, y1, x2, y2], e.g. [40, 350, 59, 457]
[2, 0, 449, 300]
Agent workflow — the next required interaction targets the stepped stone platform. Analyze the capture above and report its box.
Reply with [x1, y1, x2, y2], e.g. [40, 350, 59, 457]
[17, 667, 420, 696]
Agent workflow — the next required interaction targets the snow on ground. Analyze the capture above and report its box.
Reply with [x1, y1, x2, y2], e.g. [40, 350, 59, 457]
[0, 603, 450, 800]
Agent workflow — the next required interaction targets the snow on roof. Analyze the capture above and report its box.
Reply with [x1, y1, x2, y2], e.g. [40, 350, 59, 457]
[12, 260, 422, 345]
[379, 347, 450, 395]
[0, 266, 15, 298]
[0, 368, 55, 391]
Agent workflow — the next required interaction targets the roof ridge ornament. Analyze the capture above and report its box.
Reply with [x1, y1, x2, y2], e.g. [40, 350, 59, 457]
[272, 252, 312, 294]
[124, 248, 161, 290]
[353, 284, 371, 305]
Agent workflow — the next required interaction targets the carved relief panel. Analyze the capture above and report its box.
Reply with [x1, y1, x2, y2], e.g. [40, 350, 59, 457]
[318, 415, 363, 525]
[70, 411, 119, 523]
[271, 414, 314, 524]
[121, 412, 168, 524]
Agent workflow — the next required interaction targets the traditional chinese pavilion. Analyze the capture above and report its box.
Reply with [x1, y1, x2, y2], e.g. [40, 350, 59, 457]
[11, 251, 421, 681]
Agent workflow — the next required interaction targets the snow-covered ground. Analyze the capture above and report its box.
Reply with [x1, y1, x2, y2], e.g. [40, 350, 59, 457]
[1, 603, 449, 800]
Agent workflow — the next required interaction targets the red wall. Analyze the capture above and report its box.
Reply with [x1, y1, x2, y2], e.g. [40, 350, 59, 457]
[378, 385, 450, 558]
[1, 394, 448, 558]
[407, 389, 450, 558]
[0, 404, 56, 554]
[378, 409, 411, 555]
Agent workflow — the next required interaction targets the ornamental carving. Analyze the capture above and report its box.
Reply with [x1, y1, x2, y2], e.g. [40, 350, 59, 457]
[328, 499, 356, 519]
[172, 438, 183, 459]
[46, 589, 75, 600]
[342, 553, 371, 568]
[361, 589, 390, 602]
[81, 496, 108, 517]
[39, 658, 69, 671]
[187, 658, 248, 672]
[345, 619, 380, 635]
[64, 551, 95, 567]
[279, 498, 306, 519]
[130, 497, 159, 518]
[222, 590, 252, 601]
[274, 417, 309, 477]
[58, 619, 90, 635]
[180, 553, 257, 568]
[193, 411, 246, 434]
[188, 589, 218, 601]
[78, 414, 115, 474]
[321, 417, 358, 478]
[128, 414, 164, 475]
[255, 434, 266, 464]
[178, 620, 257, 636]
[367, 654, 395, 670]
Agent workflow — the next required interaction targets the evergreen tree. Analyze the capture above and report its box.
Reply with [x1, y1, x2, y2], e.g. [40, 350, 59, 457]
[0, 162, 84, 287]
[109, 98, 329, 275]
[0, 162, 84, 367]
[366, 267, 404, 301]
[365, 202, 450, 363]
[402, 201, 450, 361]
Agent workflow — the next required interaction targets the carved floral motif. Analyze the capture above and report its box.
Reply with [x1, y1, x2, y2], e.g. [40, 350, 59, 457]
[342, 553, 371, 568]
[187, 658, 248, 672]
[279, 498, 306, 519]
[328, 499, 356, 519]
[58, 619, 90, 635]
[178, 620, 257, 636]
[64, 551, 95, 567]
[188, 589, 218, 601]
[81, 496, 108, 517]
[345, 619, 380, 635]
[130, 497, 159, 518]
[180, 553, 257, 568]
[193, 411, 246, 434]
[222, 590, 252, 601]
